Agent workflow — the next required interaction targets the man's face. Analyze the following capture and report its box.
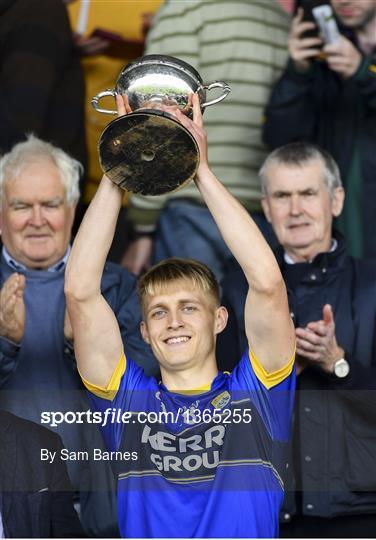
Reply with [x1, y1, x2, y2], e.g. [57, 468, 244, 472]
[140, 280, 227, 373]
[0, 159, 75, 269]
[331, 0, 376, 29]
[261, 160, 344, 259]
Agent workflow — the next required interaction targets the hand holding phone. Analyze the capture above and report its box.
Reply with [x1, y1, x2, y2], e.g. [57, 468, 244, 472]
[304, 4, 361, 78]
[323, 35, 362, 78]
[312, 5, 341, 45]
[288, 7, 324, 72]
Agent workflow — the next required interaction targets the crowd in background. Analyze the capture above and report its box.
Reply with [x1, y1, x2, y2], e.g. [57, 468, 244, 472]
[0, 0, 375, 537]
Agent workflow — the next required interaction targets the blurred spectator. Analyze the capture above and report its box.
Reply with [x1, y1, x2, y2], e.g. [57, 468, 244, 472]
[0, 136, 158, 535]
[67, 0, 161, 208]
[0, 0, 87, 183]
[278, 0, 296, 13]
[263, 0, 376, 258]
[122, 0, 290, 279]
[0, 410, 83, 538]
[218, 142, 376, 538]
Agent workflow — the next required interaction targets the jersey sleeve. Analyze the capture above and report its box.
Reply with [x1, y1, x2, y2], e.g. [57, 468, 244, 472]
[231, 347, 296, 442]
[80, 351, 127, 401]
[80, 351, 151, 452]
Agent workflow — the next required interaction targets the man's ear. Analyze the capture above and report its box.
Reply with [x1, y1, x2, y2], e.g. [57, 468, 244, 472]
[214, 306, 228, 335]
[331, 187, 345, 217]
[140, 321, 150, 344]
[261, 197, 271, 223]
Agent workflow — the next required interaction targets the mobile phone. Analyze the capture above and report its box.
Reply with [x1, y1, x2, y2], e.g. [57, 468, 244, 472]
[295, 0, 327, 39]
[312, 5, 341, 45]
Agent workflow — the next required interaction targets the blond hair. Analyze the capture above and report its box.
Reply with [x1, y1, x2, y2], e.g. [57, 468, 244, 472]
[138, 258, 220, 316]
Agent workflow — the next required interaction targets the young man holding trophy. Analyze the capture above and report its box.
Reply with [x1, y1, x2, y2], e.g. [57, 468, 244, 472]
[65, 87, 296, 537]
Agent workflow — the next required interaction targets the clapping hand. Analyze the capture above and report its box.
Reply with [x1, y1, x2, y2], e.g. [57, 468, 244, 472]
[295, 304, 345, 374]
[0, 273, 26, 344]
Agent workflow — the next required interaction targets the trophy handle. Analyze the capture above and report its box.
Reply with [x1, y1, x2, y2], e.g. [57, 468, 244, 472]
[91, 90, 118, 115]
[201, 82, 231, 108]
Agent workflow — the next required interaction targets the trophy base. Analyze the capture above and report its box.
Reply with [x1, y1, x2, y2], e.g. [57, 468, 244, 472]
[98, 110, 199, 196]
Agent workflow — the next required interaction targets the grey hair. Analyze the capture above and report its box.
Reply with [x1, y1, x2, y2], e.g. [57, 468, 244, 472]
[0, 135, 82, 206]
[259, 142, 342, 198]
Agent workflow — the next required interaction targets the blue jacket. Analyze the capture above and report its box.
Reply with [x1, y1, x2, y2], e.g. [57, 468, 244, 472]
[218, 236, 376, 518]
[0, 258, 158, 385]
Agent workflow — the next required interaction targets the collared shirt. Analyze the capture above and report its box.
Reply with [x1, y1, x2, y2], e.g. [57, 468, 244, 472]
[2, 246, 71, 272]
[284, 239, 338, 265]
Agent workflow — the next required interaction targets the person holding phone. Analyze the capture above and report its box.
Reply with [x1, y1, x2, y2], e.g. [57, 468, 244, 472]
[263, 0, 376, 260]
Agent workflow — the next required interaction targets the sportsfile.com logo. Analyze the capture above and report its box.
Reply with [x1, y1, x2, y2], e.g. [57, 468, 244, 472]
[41, 407, 252, 428]
[41, 409, 183, 428]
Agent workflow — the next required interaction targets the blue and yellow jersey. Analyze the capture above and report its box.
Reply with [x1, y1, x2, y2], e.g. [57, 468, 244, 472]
[83, 348, 295, 538]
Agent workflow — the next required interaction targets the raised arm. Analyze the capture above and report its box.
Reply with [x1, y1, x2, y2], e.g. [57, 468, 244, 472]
[64, 174, 124, 387]
[175, 95, 295, 371]
[66, 95, 146, 387]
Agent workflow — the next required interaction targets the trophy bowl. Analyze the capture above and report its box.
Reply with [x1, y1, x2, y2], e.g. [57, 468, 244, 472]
[92, 55, 230, 196]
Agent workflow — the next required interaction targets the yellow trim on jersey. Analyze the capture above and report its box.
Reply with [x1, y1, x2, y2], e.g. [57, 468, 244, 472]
[80, 351, 126, 401]
[369, 64, 376, 74]
[249, 346, 295, 390]
[176, 383, 211, 395]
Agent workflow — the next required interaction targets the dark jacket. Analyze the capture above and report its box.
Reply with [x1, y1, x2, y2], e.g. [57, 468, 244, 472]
[218, 237, 376, 518]
[263, 45, 376, 258]
[0, 410, 83, 538]
[0, 0, 87, 179]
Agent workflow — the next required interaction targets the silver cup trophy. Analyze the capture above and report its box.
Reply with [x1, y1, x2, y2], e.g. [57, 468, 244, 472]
[92, 55, 230, 195]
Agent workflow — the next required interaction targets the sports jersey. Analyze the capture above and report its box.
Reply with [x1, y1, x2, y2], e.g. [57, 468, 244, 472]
[85, 348, 295, 538]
